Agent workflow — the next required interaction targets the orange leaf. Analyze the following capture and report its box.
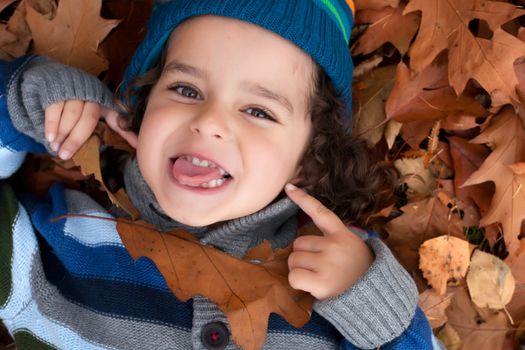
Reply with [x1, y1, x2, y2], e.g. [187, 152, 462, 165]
[25, 0, 120, 75]
[116, 219, 313, 350]
[405, 0, 525, 107]
[419, 235, 471, 295]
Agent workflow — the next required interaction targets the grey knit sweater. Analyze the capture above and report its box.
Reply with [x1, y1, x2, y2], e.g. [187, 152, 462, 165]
[5, 55, 420, 349]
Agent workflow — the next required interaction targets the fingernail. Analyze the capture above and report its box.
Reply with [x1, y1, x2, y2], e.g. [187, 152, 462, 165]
[58, 149, 71, 160]
[46, 133, 55, 143]
[285, 183, 297, 191]
[50, 142, 59, 152]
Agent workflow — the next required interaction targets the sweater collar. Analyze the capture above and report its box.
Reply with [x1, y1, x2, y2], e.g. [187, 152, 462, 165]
[123, 157, 299, 257]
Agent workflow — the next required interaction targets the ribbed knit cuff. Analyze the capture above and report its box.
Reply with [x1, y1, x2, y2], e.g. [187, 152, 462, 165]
[7, 56, 117, 150]
[313, 238, 418, 349]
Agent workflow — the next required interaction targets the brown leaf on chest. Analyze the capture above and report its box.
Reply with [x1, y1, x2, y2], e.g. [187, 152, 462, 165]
[116, 219, 314, 350]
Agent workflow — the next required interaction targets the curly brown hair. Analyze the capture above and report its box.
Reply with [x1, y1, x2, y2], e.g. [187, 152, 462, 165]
[118, 57, 396, 227]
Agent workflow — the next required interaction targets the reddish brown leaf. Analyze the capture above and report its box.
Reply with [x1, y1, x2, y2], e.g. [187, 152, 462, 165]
[506, 241, 525, 328]
[446, 286, 512, 350]
[399, 119, 434, 149]
[463, 108, 525, 259]
[441, 115, 480, 131]
[354, 0, 398, 11]
[405, 0, 525, 107]
[116, 220, 314, 350]
[352, 65, 397, 146]
[385, 62, 488, 123]
[448, 136, 494, 216]
[353, 5, 420, 55]
[385, 195, 465, 290]
[26, 0, 120, 75]
[0, 0, 31, 60]
[99, 0, 154, 89]
[0, 0, 16, 13]
[419, 288, 453, 329]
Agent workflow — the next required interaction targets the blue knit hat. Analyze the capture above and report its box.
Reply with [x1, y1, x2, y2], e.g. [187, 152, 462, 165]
[122, 0, 355, 118]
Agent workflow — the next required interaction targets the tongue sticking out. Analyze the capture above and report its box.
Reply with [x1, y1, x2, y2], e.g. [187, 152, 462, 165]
[172, 157, 224, 186]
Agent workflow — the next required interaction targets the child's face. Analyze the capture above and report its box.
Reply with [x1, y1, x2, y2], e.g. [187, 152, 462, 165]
[136, 15, 314, 226]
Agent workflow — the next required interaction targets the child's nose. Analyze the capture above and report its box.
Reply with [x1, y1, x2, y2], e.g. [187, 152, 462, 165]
[189, 105, 232, 140]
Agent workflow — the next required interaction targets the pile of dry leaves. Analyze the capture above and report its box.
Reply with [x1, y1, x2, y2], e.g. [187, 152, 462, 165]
[1, 0, 525, 349]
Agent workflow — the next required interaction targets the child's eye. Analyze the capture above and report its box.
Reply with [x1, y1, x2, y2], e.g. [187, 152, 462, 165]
[170, 85, 203, 100]
[244, 107, 276, 122]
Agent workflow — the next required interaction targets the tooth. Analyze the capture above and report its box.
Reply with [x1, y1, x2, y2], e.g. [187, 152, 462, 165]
[200, 182, 209, 188]
[209, 162, 216, 168]
[209, 179, 218, 188]
[219, 168, 226, 176]
[200, 160, 209, 167]
[216, 178, 224, 186]
[192, 157, 201, 166]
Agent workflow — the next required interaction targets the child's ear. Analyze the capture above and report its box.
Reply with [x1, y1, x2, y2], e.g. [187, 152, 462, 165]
[103, 108, 139, 149]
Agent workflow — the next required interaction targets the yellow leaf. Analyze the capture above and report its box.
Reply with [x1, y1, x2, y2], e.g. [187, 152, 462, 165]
[467, 250, 515, 310]
[437, 323, 461, 350]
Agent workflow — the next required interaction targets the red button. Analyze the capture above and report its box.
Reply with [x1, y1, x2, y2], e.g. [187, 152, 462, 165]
[201, 321, 229, 350]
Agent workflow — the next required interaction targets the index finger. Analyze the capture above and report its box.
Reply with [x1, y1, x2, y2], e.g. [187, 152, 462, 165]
[284, 183, 346, 235]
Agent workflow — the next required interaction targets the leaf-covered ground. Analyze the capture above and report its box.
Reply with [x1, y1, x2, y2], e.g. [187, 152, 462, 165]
[2, 0, 525, 349]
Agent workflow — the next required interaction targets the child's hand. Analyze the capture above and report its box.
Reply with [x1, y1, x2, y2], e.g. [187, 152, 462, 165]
[45, 100, 120, 160]
[284, 183, 375, 301]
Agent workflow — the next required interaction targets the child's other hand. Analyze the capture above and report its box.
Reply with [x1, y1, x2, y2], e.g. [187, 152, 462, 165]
[284, 183, 375, 301]
[44, 100, 119, 160]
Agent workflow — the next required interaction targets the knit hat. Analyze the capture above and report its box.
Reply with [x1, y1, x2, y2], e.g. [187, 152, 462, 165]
[121, 0, 355, 118]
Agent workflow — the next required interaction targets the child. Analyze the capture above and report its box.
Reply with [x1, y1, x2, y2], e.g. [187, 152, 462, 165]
[0, 0, 439, 349]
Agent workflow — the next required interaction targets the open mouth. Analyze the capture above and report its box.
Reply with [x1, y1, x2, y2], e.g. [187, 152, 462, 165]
[170, 155, 233, 189]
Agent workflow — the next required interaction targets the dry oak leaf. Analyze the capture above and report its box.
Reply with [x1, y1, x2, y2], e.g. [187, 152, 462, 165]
[116, 219, 313, 350]
[354, 0, 398, 11]
[385, 195, 465, 287]
[466, 249, 515, 310]
[385, 61, 488, 123]
[0, 0, 16, 13]
[0, 0, 32, 60]
[419, 235, 472, 295]
[351, 65, 396, 147]
[352, 5, 420, 56]
[445, 286, 512, 350]
[71, 132, 139, 219]
[506, 241, 525, 327]
[25, 0, 120, 75]
[437, 323, 461, 350]
[393, 156, 436, 201]
[448, 136, 493, 216]
[99, 0, 154, 89]
[418, 288, 453, 329]
[462, 107, 525, 260]
[399, 119, 436, 150]
[404, 0, 525, 107]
